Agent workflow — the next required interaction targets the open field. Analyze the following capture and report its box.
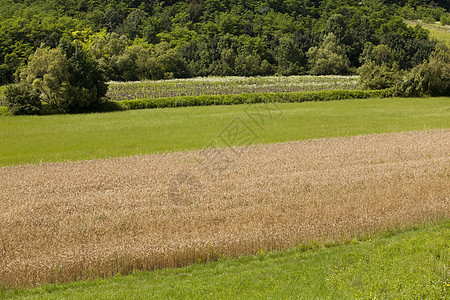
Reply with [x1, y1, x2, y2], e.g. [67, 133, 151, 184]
[2, 220, 448, 299]
[0, 97, 449, 166]
[405, 20, 450, 47]
[106, 76, 359, 101]
[0, 130, 448, 287]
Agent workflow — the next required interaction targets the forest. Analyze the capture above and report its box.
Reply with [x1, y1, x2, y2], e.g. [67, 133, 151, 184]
[0, 0, 449, 113]
[1, 0, 448, 82]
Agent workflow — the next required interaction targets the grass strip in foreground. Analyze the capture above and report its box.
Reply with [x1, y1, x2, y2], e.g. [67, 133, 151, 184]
[2, 220, 448, 299]
[0, 97, 448, 166]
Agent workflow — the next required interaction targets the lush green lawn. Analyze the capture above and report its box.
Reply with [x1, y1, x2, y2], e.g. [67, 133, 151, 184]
[0, 97, 449, 166]
[2, 220, 448, 299]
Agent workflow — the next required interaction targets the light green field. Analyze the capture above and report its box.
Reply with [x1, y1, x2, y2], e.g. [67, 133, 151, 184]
[0, 97, 449, 166]
[2, 220, 448, 299]
[406, 20, 450, 47]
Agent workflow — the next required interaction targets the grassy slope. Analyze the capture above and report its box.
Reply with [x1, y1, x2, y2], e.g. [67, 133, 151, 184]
[2, 220, 448, 299]
[0, 97, 449, 166]
[405, 20, 450, 47]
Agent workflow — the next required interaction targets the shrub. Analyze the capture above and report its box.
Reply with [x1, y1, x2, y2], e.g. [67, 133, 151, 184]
[423, 16, 436, 24]
[440, 13, 450, 26]
[4, 82, 42, 115]
[19, 41, 107, 114]
[358, 62, 403, 90]
[398, 46, 450, 97]
[0, 106, 10, 115]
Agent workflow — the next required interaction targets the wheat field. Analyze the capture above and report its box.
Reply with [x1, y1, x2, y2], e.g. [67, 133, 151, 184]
[0, 130, 449, 287]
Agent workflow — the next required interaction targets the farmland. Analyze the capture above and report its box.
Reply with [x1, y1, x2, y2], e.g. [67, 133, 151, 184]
[0, 96, 449, 296]
[2, 220, 448, 299]
[0, 130, 449, 288]
[0, 0, 448, 296]
[0, 97, 449, 166]
[106, 76, 360, 102]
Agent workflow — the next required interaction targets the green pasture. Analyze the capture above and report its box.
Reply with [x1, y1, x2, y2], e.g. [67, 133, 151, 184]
[0, 97, 449, 166]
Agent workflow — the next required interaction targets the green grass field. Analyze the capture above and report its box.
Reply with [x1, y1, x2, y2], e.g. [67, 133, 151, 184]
[2, 220, 448, 299]
[0, 97, 449, 166]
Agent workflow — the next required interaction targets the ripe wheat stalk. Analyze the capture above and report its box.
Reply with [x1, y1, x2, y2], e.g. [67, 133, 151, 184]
[0, 130, 448, 287]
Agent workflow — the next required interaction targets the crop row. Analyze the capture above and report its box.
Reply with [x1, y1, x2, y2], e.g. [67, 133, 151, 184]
[106, 76, 360, 102]
[102, 89, 393, 112]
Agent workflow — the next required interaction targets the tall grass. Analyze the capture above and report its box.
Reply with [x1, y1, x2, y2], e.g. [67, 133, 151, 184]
[2, 221, 448, 299]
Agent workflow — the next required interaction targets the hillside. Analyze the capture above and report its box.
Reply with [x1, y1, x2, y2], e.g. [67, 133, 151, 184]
[405, 20, 450, 47]
[0, 0, 448, 84]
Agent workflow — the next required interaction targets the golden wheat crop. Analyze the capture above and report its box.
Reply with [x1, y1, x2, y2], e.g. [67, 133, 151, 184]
[0, 130, 449, 287]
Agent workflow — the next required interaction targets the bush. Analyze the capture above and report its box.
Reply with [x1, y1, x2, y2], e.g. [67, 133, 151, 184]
[441, 13, 450, 26]
[0, 106, 10, 115]
[398, 46, 450, 97]
[4, 82, 42, 115]
[358, 62, 403, 90]
[307, 33, 350, 75]
[19, 41, 107, 114]
[423, 16, 436, 24]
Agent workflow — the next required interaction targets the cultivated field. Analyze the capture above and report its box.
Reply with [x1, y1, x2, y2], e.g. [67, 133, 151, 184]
[1, 129, 448, 287]
[106, 75, 359, 101]
[1, 97, 449, 166]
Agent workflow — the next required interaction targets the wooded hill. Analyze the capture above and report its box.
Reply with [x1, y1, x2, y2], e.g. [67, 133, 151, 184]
[0, 0, 448, 84]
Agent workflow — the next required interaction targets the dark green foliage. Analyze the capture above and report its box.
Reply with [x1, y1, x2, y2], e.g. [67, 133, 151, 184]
[441, 13, 450, 26]
[58, 39, 108, 113]
[358, 63, 403, 90]
[4, 82, 42, 115]
[0, 0, 447, 83]
[379, 17, 436, 70]
[106, 89, 393, 111]
[15, 41, 107, 114]
[358, 44, 403, 90]
[398, 46, 450, 97]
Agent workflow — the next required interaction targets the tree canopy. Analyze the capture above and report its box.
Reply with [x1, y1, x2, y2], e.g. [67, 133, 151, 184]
[0, 0, 448, 84]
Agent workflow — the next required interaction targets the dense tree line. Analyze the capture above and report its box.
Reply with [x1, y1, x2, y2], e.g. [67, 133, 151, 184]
[0, 0, 448, 85]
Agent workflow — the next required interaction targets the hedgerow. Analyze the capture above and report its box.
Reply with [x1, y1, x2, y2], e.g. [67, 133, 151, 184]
[104, 89, 393, 112]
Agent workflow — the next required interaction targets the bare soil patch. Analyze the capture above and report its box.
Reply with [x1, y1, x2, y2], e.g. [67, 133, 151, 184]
[0, 130, 449, 287]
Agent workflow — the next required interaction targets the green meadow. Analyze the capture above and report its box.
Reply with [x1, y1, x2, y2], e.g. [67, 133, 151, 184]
[0, 97, 449, 167]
